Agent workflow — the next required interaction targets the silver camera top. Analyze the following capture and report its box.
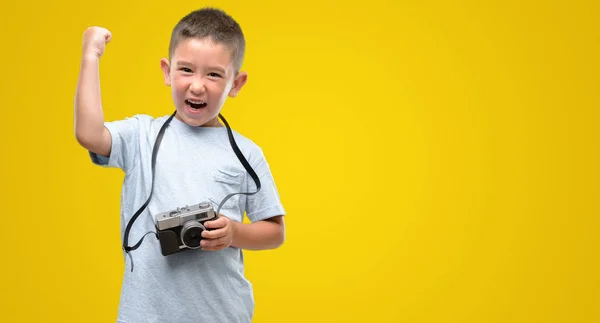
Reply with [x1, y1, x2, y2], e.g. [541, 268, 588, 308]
[155, 202, 217, 231]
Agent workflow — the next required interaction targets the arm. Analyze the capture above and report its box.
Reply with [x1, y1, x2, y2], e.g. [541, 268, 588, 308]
[202, 148, 286, 251]
[231, 215, 285, 250]
[201, 215, 285, 251]
[74, 27, 113, 157]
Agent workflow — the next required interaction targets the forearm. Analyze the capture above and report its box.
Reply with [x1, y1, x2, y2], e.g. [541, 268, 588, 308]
[231, 216, 285, 250]
[74, 56, 106, 147]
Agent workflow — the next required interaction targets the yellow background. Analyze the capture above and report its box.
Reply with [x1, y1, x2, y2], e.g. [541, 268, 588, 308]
[0, 0, 598, 322]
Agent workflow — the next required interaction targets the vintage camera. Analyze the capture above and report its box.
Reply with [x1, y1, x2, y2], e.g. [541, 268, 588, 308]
[154, 201, 218, 256]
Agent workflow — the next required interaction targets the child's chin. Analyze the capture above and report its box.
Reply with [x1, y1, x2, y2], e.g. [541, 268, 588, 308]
[183, 117, 205, 127]
[176, 109, 205, 126]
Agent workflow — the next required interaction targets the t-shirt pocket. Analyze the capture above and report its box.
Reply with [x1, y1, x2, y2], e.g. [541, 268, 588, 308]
[209, 166, 245, 217]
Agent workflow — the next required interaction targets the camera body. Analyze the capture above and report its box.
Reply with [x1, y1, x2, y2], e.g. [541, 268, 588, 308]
[154, 201, 217, 256]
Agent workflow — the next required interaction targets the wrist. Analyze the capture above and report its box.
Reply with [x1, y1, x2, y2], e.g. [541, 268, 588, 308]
[81, 52, 100, 62]
[230, 220, 241, 247]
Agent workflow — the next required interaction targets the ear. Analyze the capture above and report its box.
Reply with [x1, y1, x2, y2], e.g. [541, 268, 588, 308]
[228, 71, 248, 98]
[160, 58, 171, 86]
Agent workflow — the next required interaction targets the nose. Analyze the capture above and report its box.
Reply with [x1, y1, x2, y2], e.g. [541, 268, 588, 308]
[190, 76, 206, 95]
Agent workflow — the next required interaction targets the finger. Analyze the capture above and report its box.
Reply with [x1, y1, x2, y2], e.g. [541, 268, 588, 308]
[201, 227, 226, 239]
[201, 238, 228, 249]
[201, 236, 225, 247]
[204, 217, 226, 229]
[105, 32, 112, 43]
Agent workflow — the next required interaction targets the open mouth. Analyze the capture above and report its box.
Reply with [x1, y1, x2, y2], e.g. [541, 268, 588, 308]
[185, 99, 207, 111]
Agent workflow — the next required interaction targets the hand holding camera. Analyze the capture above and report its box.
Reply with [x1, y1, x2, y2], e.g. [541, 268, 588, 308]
[154, 201, 235, 255]
[200, 216, 236, 251]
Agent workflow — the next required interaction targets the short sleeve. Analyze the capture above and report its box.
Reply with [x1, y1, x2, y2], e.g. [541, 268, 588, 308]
[89, 116, 142, 173]
[245, 148, 286, 222]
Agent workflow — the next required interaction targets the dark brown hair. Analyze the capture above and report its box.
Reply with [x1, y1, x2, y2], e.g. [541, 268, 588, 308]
[169, 8, 246, 73]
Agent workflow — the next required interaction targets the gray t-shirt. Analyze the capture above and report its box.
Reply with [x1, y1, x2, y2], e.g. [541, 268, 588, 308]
[89, 113, 285, 323]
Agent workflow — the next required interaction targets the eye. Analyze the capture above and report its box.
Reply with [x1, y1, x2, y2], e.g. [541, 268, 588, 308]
[180, 68, 193, 73]
[208, 72, 222, 78]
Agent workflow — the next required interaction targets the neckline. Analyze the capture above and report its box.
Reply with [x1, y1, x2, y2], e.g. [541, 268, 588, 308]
[168, 114, 228, 135]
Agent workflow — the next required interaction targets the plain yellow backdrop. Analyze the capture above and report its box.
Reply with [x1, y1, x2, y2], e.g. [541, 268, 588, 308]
[0, 0, 598, 322]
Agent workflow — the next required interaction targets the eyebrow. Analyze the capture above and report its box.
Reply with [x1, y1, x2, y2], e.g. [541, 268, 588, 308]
[176, 61, 227, 74]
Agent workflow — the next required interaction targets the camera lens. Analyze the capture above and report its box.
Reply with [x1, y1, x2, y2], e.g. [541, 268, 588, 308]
[181, 221, 205, 249]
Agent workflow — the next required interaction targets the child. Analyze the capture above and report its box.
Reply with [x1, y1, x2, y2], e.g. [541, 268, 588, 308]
[74, 7, 286, 323]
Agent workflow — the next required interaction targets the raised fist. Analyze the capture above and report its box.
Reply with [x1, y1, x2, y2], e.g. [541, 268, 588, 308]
[82, 26, 112, 59]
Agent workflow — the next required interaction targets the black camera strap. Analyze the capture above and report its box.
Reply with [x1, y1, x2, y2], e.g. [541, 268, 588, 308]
[216, 113, 262, 215]
[122, 111, 176, 264]
[122, 111, 261, 271]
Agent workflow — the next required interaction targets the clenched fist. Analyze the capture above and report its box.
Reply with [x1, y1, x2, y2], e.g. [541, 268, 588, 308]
[82, 26, 112, 59]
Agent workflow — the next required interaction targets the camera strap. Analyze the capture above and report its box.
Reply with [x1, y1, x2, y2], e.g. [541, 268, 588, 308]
[122, 111, 261, 271]
[215, 113, 262, 215]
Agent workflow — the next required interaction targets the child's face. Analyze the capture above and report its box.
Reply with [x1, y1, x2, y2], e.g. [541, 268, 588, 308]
[160, 38, 247, 127]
